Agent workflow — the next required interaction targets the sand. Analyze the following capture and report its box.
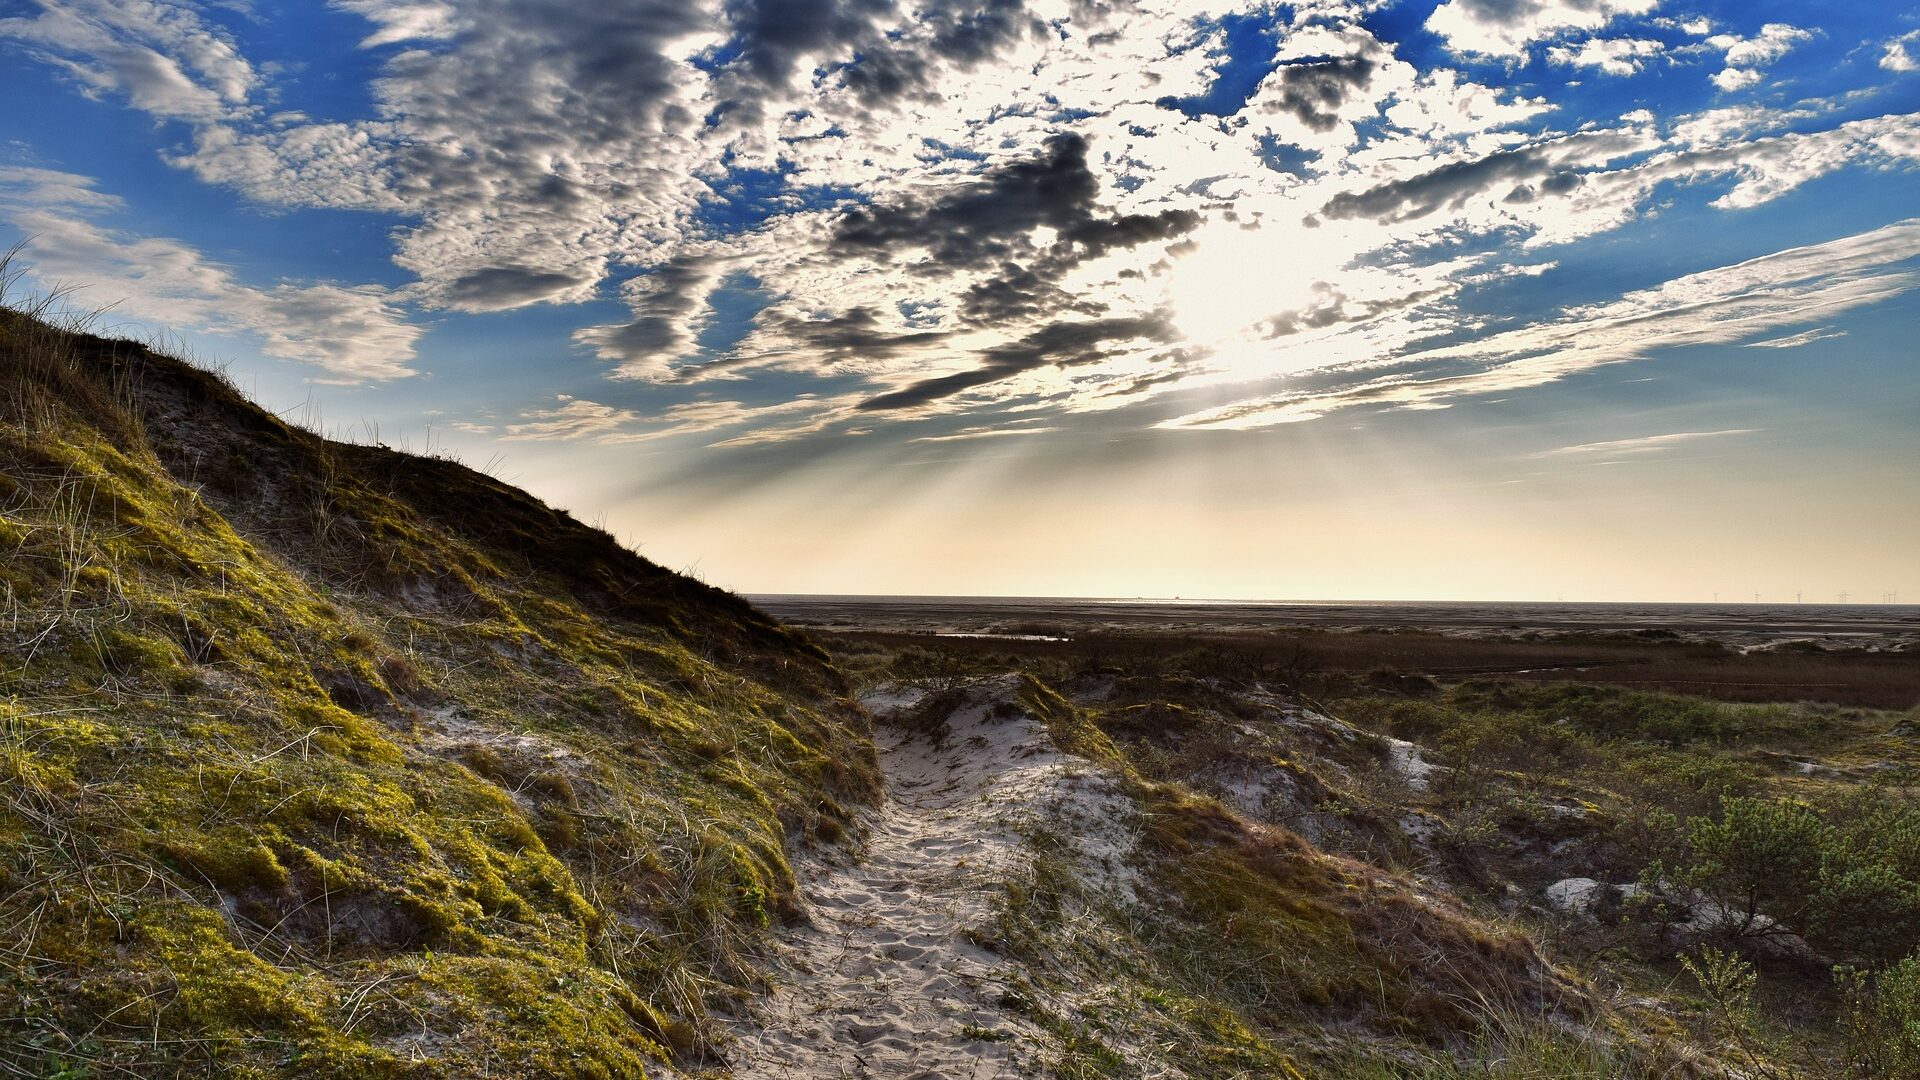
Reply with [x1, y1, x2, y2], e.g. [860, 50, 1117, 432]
[720, 677, 1135, 1078]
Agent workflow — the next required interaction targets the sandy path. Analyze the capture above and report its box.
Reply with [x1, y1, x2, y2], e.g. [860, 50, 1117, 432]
[722, 678, 1128, 1079]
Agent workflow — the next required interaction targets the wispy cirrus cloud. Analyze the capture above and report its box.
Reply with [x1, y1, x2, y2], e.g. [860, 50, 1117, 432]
[1546, 429, 1757, 456]
[1743, 327, 1846, 349]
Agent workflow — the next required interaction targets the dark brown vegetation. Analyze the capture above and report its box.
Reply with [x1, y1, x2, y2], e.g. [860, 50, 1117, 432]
[823, 625, 1920, 709]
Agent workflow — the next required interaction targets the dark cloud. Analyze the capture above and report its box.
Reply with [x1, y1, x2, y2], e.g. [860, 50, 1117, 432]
[439, 265, 601, 310]
[832, 133, 1199, 275]
[724, 0, 896, 87]
[762, 306, 951, 362]
[572, 257, 720, 375]
[1063, 206, 1203, 259]
[832, 132, 1100, 265]
[1502, 170, 1582, 204]
[1263, 284, 1451, 337]
[857, 313, 1175, 411]
[838, 48, 940, 105]
[960, 262, 1100, 323]
[837, 0, 1042, 105]
[1261, 55, 1377, 132]
[1318, 136, 1602, 224]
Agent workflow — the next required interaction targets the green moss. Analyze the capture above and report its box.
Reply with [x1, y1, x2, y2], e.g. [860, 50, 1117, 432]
[159, 827, 292, 892]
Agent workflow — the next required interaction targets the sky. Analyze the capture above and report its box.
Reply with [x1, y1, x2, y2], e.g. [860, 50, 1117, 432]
[2, 0, 1918, 602]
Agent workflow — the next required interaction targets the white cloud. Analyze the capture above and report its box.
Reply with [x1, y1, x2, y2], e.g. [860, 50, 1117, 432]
[1883, 32, 1920, 74]
[1742, 326, 1845, 349]
[1425, 0, 1660, 57]
[1547, 36, 1664, 77]
[0, 0, 256, 120]
[0, 167, 418, 381]
[1546, 429, 1756, 456]
[1714, 24, 1813, 68]
[501, 398, 645, 442]
[498, 394, 838, 445]
[327, 0, 457, 48]
[1708, 23, 1813, 92]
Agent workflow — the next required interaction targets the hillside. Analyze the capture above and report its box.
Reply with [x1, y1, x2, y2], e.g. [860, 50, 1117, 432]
[7, 297, 1916, 1079]
[0, 304, 879, 1077]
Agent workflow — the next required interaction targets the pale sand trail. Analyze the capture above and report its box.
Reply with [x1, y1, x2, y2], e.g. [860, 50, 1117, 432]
[720, 677, 1134, 1079]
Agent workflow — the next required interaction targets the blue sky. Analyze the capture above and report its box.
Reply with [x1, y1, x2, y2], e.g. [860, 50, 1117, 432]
[3, 0, 1917, 600]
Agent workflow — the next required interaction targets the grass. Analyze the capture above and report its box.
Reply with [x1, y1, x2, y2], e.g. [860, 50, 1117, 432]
[0, 295, 878, 1077]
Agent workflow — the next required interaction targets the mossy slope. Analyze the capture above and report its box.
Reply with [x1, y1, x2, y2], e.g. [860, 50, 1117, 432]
[0, 310, 878, 1077]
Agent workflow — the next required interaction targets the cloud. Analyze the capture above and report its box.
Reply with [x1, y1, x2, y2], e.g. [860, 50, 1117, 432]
[498, 393, 837, 445]
[0, 0, 255, 121]
[1715, 24, 1813, 68]
[578, 131, 1199, 385]
[1546, 429, 1757, 456]
[328, 0, 457, 48]
[1603, 113, 1920, 212]
[1708, 23, 1813, 92]
[857, 313, 1176, 411]
[1316, 129, 1651, 225]
[830, 133, 1198, 277]
[1424, 0, 1660, 57]
[1546, 36, 1663, 77]
[0, 167, 418, 381]
[1166, 219, 1920, 429]
[1742, 326, 1845, 349]
[1257, 55, 1378, 132]
[1883, 32, 1920, 74]
[501, 397, 645, 442]
[830, 0, 1041, 106]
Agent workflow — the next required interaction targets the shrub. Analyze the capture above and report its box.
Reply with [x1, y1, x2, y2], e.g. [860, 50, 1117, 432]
[1681, 797, 1828, 934]
[1840, 953, 1920, 1077]
[1674, 795, 1920, 964]
[1813, 864, 1920, 965]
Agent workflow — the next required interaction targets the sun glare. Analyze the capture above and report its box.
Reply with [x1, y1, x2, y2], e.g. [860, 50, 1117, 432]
[1166, 217, 1326, 349]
